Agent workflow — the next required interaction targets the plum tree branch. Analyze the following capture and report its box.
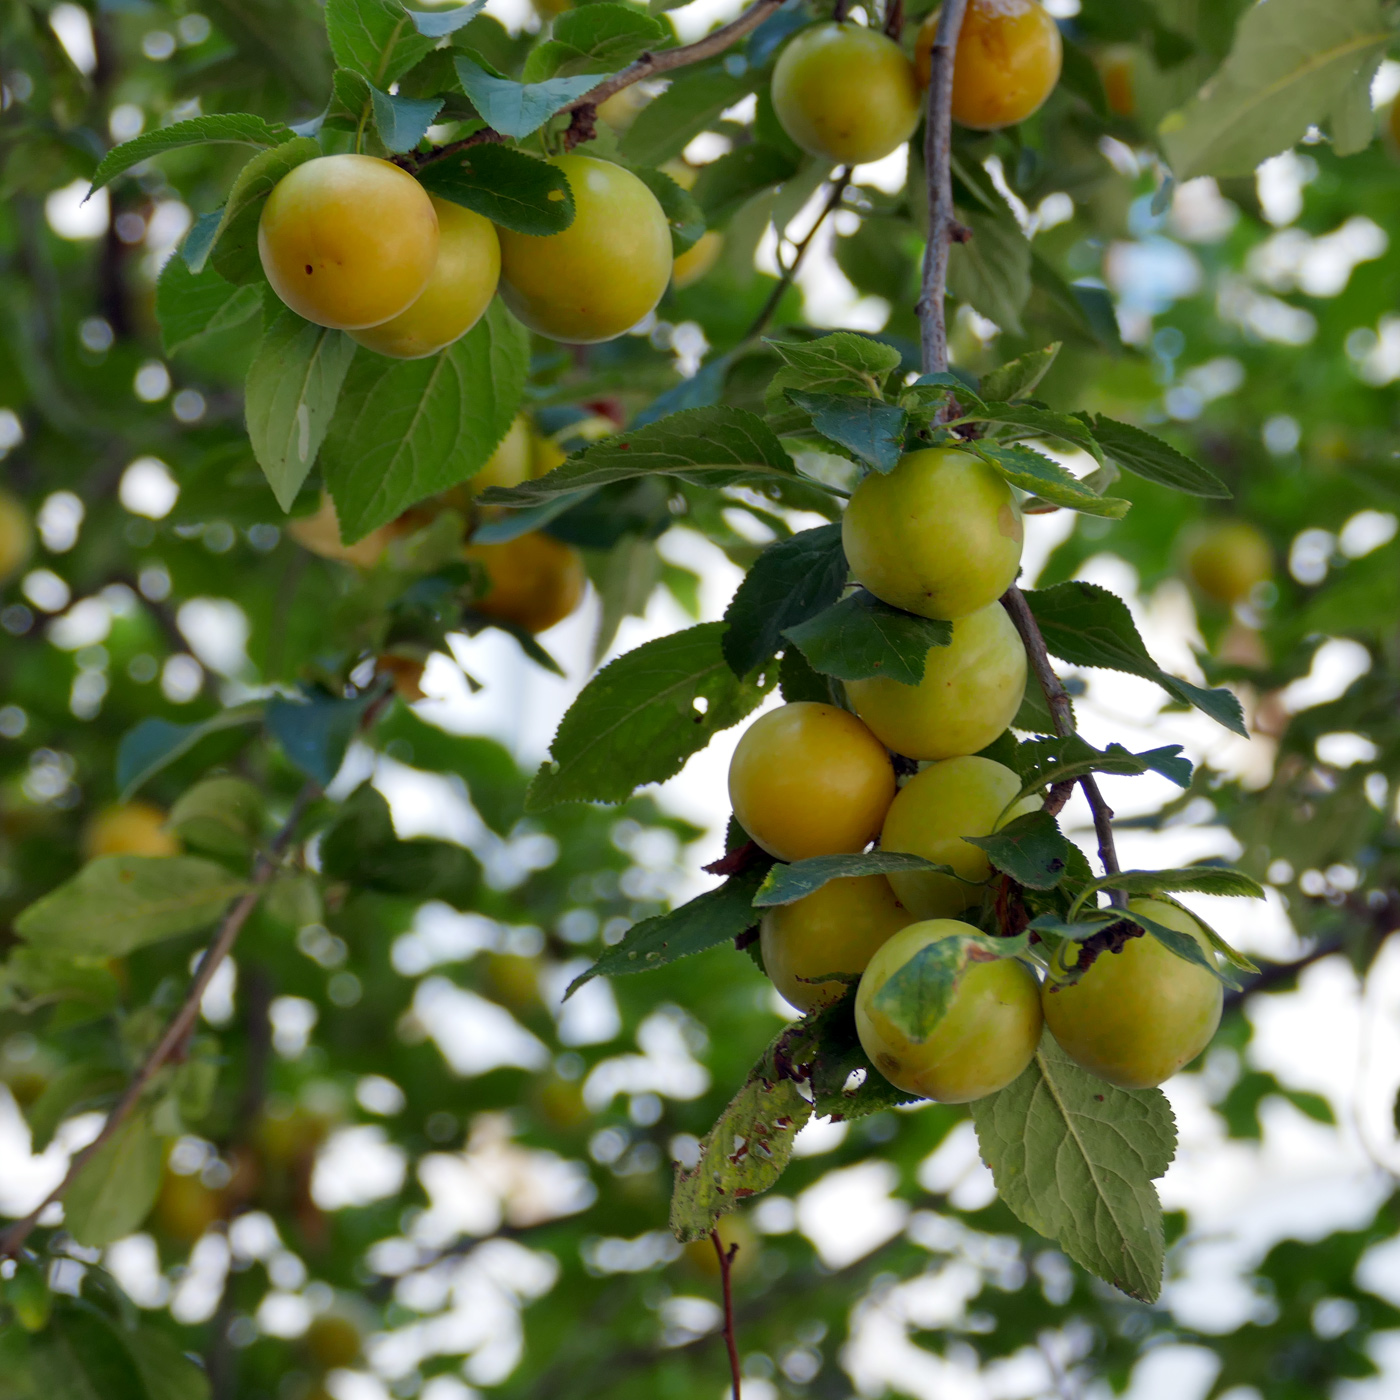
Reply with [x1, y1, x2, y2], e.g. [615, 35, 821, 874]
[0, 782, 317, 1262]
[712, 1229, 743, 1400]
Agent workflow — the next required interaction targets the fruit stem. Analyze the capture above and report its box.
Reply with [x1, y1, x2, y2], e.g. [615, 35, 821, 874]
[712, 1228, 743, 1400]
[0, 781, 319, 1261]
[915, 0, 968, 376]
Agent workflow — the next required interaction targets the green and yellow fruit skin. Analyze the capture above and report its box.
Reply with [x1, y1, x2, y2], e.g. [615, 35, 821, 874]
[847, 601, 1026, 759]
[728, 702, 896, 863]
[771, 23, 922, 165]
[760, 874, 915, 1011]
[1182, 520, 1273, 607]
[471, 415, 533, 496]
[856, 919, 1042, 1102]
[880, 756, 1038, 918]
[497, 155, 672, 344]
[0, 489, 34, 582]
[258, 155, 439, 330]
[1040, 898, 1223, 1089]
[842, 447, 1023, 622]
[349, 197, 499, 359]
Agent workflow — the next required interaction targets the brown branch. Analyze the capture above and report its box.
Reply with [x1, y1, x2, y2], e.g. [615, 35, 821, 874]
[712, 1229, 743, 1400]
[915, 0, 968, 375]
[0, 783, 317, 1261]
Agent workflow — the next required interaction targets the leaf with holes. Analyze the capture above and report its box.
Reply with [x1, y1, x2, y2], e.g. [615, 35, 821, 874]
[783, 590, 951, 686]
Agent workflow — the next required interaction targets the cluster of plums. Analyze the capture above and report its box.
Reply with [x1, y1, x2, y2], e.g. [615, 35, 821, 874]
[728, 445, 1223, 1102]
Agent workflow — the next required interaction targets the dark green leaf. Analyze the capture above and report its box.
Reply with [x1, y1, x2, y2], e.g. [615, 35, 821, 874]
[965, 810, 1073, 889]
[948, 203, 1031, 335]
[209, 138, 322, 286]
[959, 402, 1103, 463]
[453, 56, 600, 138]
[420, 144, 576, 235]
[327, 0, 437, 84]
[796, 996, 922, 1118]
[156, 256, 261, 357]
[62, 1112, 165, 1247]
[266, 690, 373, 786]
[980, 343, 1061, 402]
[528, 622, 775, 809]
[753, 851, 968, 908]
[787, 391, 908, 473]
[628, 163, 705, 255]
[721, 523, 847, 677]
[1088, 416, 1231, 498]
[692, 143, 800, 227]
[783, 589, 951, 686]
[871, 930, 1028, 1041]
[768, 331, 901, 393]
[23, 1308, 148, 1400]
[89, 114, 291, 192]
[116, 707, 263, 799]
[1081, 865, 1266, 902]
[25, 1063, 125, 1153]
[1011, 733, 1193, 806]
[970, 441, 1129, 518]
[1115, 906, 1242, 989]
[524, 4, 670, 80]
[122, 1326, 212, 1400]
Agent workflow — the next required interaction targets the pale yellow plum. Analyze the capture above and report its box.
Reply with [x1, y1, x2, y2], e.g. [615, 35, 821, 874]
[497, 155, 671, 344]
[471, 416, 533, 495]
[672, 230, 724, 289]
[842, 447, 1023, 622]
[880, 756, 1038, 917]
[288, 494, 395, 567]
[771, 23, 921, 165]
[728, 703, 896, 863]
[1040, 898, 1222, 1089]
[847, 601, 1027, 759]
[464, 531, 586, 634]
[349, 198, 498, 359]
[258, 155, 438, 329]
[84, 802, 180, 859]
[916, 0, 1063, 131]
[1182, 520, 1272, 607]
[0, 489, 34, 581]
[856, 919, 1042, 1102]
[760, 874, 915, 1011]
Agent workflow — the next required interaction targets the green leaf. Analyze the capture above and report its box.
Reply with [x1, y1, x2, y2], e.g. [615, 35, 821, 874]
[453, 56, 601, 139]
[246, 307, 357, 512]
[1010, 734, 1193, 807]
[1026, 910, 1121, 941]
[721, 523, 847, 677]
[692, 143, 800, 227]
[326, 0, 438, 84]
[567, 861, 769, 994]
[406, 0, 487, 37]
[524, 3, 670, 79]
[621, 62, 756, 166]
[783, 589, 951, 686]
[958, 402, 1103, 464]
[156, 257, 261, 357]
[180, 210, 223, 275]
[670, 1037, 813, 1241]
[419, 144, 576, 235]
[528, 622, 775, 810]
[948, 203, 1031, 335]
[971, 1034, 1176, 1302]
[116, 707, 264, 799]
[795, 996, 922, 1118]
[370, 84, 444, 152]
[965, 810, 1074, 889]
[23, 1308, 148, 1400]
[14, 857, 248, 957]
[168, 777, 265, 858]
[768, 331, 901, 395]
[25, 1063, 125, 1153]
[1024, 581, 1248, 736]
[321, 299, 530, 540]
[266, 690, 373, 786]
[62, 1112, 165, 1247]
[88, 114, 291, 193]
[980, 343, 1061, 403]
[628, 163, 705, 255]
[1111, 906, 1242, 989]
[871, 930, 1028, 1042]
[1081, 865, 1266, 902]
[969, 441, 1129, 518]
[787, 391, 908, 473]
[480, 406, 802, 508]
[753, 851, 969, 908]
[1158, 0, 1391, 178]
[121, 1327, 212, 1400]
[209, 138, 322, 286]
[1088, 415, 1231, 498]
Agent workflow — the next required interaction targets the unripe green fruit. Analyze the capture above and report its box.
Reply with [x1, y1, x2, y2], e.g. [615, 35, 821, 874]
[0, 489, 34, 582]
[847, 601, 1027, 759]
[880, 756, 1037, 918]
[842, 448, 1023, 622]
[771, 23, 922, 165]
[856, 919, 1042, 1102]
[760, 874, 914, 1011]
[1040, 898, 1223, 1089]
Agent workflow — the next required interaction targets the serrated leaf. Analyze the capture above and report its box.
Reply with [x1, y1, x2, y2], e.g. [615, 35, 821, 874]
[628, 163, 705, 255]
[116, 707, 264, 799]
[958, 402, 1103, 464]
[266, 690, 373, 786]
[670, 1038, 812, 1241]
[480, 406, 802, 508]
[721, 523, 847, 677]
[453, 56, 600, 138]
[62, 1112, 165, 1248]
[209, 137, 322, 286]
[972, 1035, 1176, 1301]
[753, 851, 969, 907]
[157, 256, 261, 356]
[786, 391, 908, 473]
[1026, 910, 1120, 941]
[406, 0, 487, 37]
[965, 810, 1073, 889]
[568, 861, 769, 994]
[370, 84, 444, 152]
[1024, 581, 1247, 736]
[327, 0, 438, 84]
[948, 203, 1031, 335]
[693, 143, 800, 227]
[1010, 734, 1193, 807]
[1088, 415, 1231, 498]
[768, 331, 901, 393]
[871, 930, 1028, 1042]
[524, 3, 670, 80]
[970, 441, 1128, 518]
[795, 996, 922, 1118]
[420, 144, 576, 235]
[529, 623, 775, 809]
[14, 857, 247, 957]
[980, 344, 1061, 403]
[321, 299, 530, 540]
[1113, 906, 1242, 989]
[88, 114, 291, 193]
[783, 589, 951, 686]
[246, 307, 357, 512]
[1158, 0, 1390, 179]
[1080, 865, 1266, 902]
[621, 62, 756, 166]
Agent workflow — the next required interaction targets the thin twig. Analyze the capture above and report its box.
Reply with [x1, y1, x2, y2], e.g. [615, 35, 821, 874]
[915, 0, 968, 376]
[711, 1229, 742, 1400]
[0, 783, 317, 1261]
